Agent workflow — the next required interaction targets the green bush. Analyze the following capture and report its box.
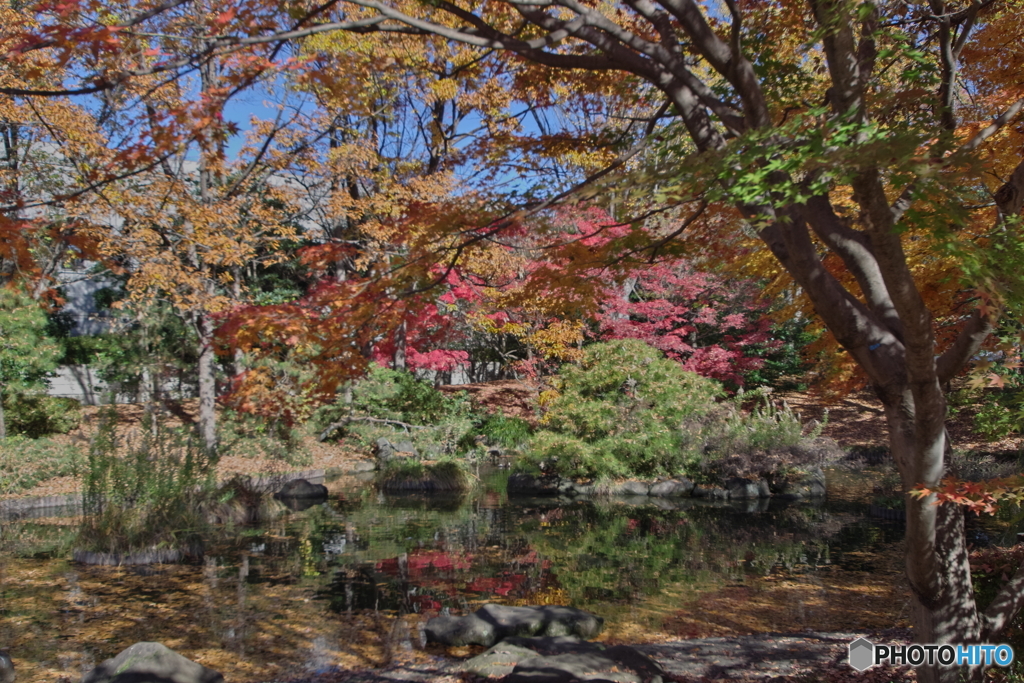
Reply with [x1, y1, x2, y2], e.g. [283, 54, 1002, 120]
[478, 413, 532, 449]
[376, 458, 471, 492]
[3, 394, 82, 437]
[519, 340, 822, 483]
[218, 409, 311, 466]
[520, 339, 724, 480]
[0, 435, 84, 494]
[696, 388, 815, 459]
[313, 365, 478, 457]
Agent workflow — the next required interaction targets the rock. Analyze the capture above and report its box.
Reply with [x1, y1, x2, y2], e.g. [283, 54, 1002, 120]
[772, 467, 827, 500]
[507, 473, 562, 496]
[463, 636, 665, 683]
[393, 440, 418, 456]
[565, 482, 596, 496]
[0, 650, 14, 683]
[610, 481, 651, 496]
[648, 479, 694, 497]
[375, 437, 396, 464]
[81, 642, 223, 683]
[274, 478, 328, 499]
[463, 641, 544, 677]
[725, 478, 761, 499]
[692, 485, 730, 500]
[426, 604, 603, 647]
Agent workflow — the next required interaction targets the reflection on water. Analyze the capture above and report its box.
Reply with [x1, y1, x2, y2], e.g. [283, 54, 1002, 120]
[1, 468, 914, 682]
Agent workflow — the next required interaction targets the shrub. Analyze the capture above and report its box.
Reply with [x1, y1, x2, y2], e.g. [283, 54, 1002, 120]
[478, 413, 532, 449]
[519, 340, 824, 483]
[3, 394, 82, 437]
[376, 458, 471, 492]
[520, 339, 723, 480]
[218, 409, 312, 466]
[0, 435, 84, 494]
[697, 389, 816, 458]
[77, 411, 216, 555]
[313, 365, 478, 457]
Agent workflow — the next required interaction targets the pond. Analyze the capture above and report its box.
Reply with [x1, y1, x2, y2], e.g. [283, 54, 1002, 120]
[0, 468, 966, 683]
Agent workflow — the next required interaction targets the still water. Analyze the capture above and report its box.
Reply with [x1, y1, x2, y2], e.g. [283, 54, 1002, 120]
[0, 469, 948, 682]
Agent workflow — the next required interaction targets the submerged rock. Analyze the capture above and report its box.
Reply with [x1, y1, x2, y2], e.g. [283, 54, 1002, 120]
[426, 604, 604, 648]
[81, 642, 223, 683]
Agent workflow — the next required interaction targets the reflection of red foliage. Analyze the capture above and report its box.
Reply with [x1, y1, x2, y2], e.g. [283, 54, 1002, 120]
[376, 550, 474, 578]
[410, 595, 443, 612]
[467, 574, 527, 596]
[514, 550, 539, 565]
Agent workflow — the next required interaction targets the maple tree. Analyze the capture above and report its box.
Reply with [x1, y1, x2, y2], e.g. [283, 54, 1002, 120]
[293, 4, 1021, 673]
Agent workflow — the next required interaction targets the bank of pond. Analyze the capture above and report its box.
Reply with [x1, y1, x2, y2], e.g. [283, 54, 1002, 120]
[0, 467, 1018, 683]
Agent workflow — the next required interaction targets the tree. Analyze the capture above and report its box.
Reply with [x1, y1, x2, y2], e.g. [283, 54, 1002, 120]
[314, 4, 1023, 678]
[0, 286, 61, 438]
[5, 0, 1024, 679]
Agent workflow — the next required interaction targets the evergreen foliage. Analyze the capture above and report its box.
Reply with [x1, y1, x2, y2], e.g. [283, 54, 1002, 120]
[313, 365, 478, 456]
[522, 339, 815, 482]
[0, 287, 62, 438]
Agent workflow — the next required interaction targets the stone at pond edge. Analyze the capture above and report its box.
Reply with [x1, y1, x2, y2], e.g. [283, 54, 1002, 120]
[507, 473, 562, 496]
[725, 477, 765, 499]
[609, 480, 651, 496]
[463, 636, 664, 683]
[273, 478, 329, 500]
[375, 438, 419, 468]
[648, 479, 695, 497]
[426, 604, 604, 647]
[81, 642, 223, 683]
[691, 484, 730, 500]
[0, 650, 14, 683]
[772, 467, 827, 501]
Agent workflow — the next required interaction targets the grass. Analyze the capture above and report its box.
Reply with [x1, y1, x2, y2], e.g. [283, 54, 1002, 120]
[0, 435, 85, 495]
[376, 458, 472, 492]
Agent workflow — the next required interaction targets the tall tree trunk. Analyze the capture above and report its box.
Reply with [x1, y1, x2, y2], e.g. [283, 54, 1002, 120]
[393, 320, 407, 371]
[0, 386, 6, 440]
[881, 393, 981, 683]
[196, 313, 218, 455]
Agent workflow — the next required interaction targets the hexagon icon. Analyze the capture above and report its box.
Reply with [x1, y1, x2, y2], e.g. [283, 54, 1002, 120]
[848, 637, 875, 671]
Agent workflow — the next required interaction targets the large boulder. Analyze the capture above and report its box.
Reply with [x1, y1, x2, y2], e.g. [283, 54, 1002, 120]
[426, 604, 604, 648]
[81, 642, 223, 683]
[725, 478, 764, 499]
[375, 438, 418, 467]
[609, 481, 651, 496]
[648, 479, 695, 497]
[463, 636, 665, 683]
